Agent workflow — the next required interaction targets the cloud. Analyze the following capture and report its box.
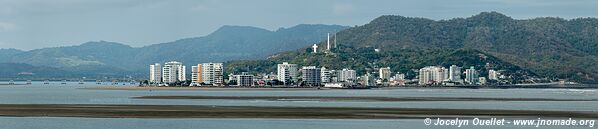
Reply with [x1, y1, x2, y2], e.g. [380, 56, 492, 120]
[333, 3, 354, 15]
[0, 22, 16, 31]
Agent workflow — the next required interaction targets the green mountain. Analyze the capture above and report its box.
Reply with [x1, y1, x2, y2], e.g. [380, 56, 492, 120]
[0, 24, 347, 78]
[227, 12, 598, 83]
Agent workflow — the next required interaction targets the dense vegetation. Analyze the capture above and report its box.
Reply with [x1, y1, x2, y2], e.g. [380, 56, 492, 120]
[227, 12, 598, 83]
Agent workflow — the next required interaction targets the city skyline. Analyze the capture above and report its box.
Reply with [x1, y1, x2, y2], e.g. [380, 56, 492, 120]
[146, 60, 509, 87]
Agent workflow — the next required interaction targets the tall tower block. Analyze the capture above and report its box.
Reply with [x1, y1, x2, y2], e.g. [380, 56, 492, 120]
[334, 33, 337, 48]
[327, 33, 330, 50]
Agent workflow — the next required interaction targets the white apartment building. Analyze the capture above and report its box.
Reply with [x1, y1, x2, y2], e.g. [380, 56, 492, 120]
[162, 61, 186, 83]
[235, 72, 254, 86]
[195, 63, 223, 86]
[337, 69, 356, 82]
[418, 66, 447, 85]
[321, 67, 332, 83]
[465, 66, 478, 84]
[360, 72, 376, 86]
[191, 65, 201, 85]
[449, 65, 462, 82]
[393, 73, 406, 81]
[149, 63, 161, 83]
[379, 67, 391, 81]
[277, 62, 298, 85]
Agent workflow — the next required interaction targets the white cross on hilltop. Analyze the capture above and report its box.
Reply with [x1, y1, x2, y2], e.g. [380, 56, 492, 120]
[312, 44, 318, 53]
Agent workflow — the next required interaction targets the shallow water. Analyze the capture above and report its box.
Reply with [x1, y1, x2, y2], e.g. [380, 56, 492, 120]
[1, 81, 597, 129]
[0, 117, 593, 129]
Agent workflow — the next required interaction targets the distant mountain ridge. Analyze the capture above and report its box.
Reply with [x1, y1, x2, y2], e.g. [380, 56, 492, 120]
[0, 24, 348, 78]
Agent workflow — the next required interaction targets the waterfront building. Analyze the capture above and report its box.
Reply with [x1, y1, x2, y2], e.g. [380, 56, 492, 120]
[321, 67, 332, 83]
[149, 63, 161, 83]
[419, 67, 433, 85]
[301, 66, 321, 86]
[393, 73, 405, 81]
[449, 65, 462, 82]
[329, 70, 338, 82]
[162, 61, 186, 83]
[337, 69, 357, 82]
[465, 66, 478, 84]
[360, 73, 376, 86]
[418, 66, 447, 85]
[277, 62, 298, 85]
[190, 64, 201, 86]
[234, 72, 254, 86]
[379, 67, 391, 81]
[488, 69, 499, 80]
[200, 63, 224, 86]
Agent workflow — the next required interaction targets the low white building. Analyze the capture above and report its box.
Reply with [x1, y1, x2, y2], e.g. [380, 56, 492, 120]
[234, 72, 254, 86]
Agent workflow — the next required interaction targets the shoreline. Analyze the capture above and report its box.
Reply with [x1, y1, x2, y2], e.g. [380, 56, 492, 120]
[81, 86, 322, 91]
[134, 95, 598, 102]
[81, 84, 598, 91]
[0, 104, 596, 119]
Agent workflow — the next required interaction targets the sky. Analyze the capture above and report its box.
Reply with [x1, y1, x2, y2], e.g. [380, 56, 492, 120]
[0, 0, 597, 50]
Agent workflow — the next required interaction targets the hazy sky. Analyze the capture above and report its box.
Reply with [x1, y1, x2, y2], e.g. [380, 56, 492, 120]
[0, 0, 597, 50]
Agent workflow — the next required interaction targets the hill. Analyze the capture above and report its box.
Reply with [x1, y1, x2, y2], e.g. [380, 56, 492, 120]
[227, 12, 598, 83]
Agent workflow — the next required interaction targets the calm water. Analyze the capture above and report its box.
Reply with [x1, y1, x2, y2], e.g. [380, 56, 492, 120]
[0, 81, 597, 129]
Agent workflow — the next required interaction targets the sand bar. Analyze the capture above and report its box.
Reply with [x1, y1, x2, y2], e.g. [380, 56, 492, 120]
[0, 104, 596, 119]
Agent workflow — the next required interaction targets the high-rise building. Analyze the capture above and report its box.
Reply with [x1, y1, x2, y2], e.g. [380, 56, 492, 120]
[419, 67, 434, 85]
[465, 66, 478, 84]
[379, 67, 391, 81]
[321, 67, 332, 83]
[418, 66, 447, 85]
[162, 61, 186, 83]
[149, 63, 161, 83]
[277, 62, 298, 85]
[191, 64, 202, 84]
[301, 66, 321, 86]
[449, 65, 462, 82]
[235, 72, 254, 86]
[360, 73, 375, 86]
[338, 69, 357, 82]
[329, 70, 338, 82]
[327, 33, 331, 51]
[488, 69, 499, 80]
[200, 63, 223, 86]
